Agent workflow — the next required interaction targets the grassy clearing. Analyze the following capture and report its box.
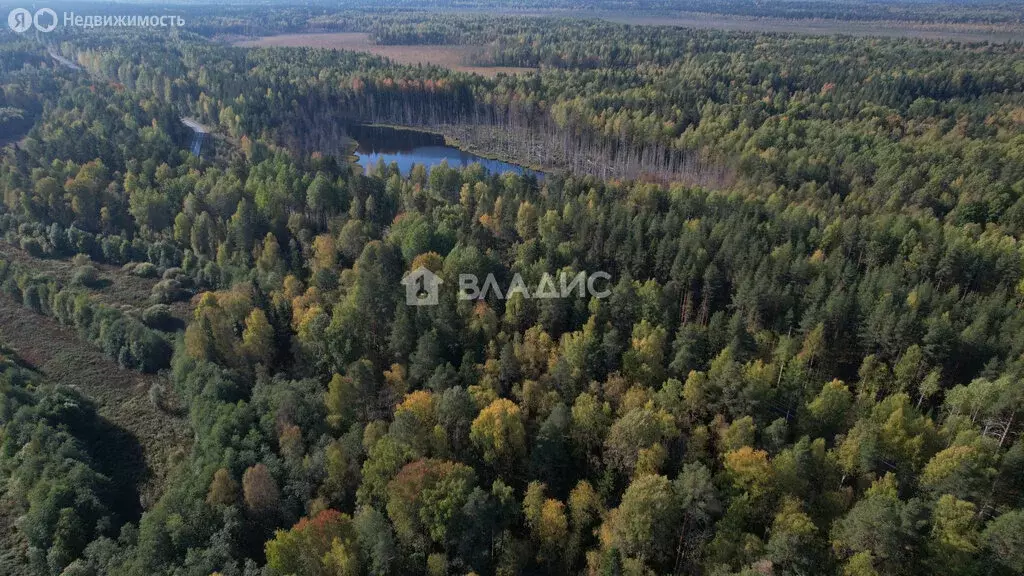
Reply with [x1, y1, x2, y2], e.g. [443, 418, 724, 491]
[0, 335, 187, 574]
[0, 241, 190, 322]
[0, 260, 191, 506]
[0, 298, 190, 503]
[0, 244, 192, 573]
[233, 32, 536, 77]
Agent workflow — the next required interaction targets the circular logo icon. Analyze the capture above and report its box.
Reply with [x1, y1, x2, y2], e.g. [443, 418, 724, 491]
[33, 8, 57, 32]
[8, 8, 32, 32]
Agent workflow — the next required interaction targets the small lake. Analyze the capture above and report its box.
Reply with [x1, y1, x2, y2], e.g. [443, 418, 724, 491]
[350, 124, 541, 179]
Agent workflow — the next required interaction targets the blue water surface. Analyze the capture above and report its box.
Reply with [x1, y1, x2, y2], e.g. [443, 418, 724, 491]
[351, 124, 541, 179]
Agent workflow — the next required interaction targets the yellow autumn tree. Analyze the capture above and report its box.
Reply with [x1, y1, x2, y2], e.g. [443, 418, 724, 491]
[410, 251, 443, 273]
[723, 446, 772, 497]
[241, 308, 275, 366]
[470, 398, 526, 469]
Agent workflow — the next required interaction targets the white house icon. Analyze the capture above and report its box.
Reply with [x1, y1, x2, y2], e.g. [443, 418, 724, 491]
[401, 267, 443, 306]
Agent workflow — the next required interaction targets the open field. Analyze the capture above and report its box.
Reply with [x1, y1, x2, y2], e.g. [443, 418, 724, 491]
[233, 32, 536, 77]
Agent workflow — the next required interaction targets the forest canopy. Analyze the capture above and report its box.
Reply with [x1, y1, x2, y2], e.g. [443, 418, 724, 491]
[1, 7, 1024, 576]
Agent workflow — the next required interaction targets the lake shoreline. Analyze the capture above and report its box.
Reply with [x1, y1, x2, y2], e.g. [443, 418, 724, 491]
[350, 122, 546, 178]
[353, 122, 552, 175]
[346, 121, 729, 188]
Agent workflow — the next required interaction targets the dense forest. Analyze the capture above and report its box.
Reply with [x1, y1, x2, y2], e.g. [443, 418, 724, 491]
[178, 2, 1024, 31]
[62, 18, 1024, 217]
[2, 6, 1024, 576]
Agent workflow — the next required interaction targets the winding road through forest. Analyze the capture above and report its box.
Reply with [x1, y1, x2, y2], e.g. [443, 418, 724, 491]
[49, 47, 209, 157]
